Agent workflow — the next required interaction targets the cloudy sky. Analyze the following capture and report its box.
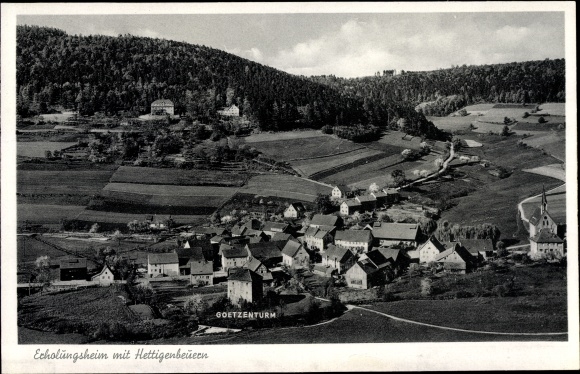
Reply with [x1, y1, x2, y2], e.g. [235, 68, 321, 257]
[18, 12, 565, 78]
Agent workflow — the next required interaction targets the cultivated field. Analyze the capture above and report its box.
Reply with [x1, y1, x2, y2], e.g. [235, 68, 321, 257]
[319, 154, 403, 186]
[17, 204, 86, 224]
[522, 164, 566, 182]
[240, 174, 332, 202]
[374, 131, 423, 150]
[291, 148, 384, 178]
[101, 182, 237, 207]
[18, 170, 114, 196]
[110, 166, 246, 187]
[518, 131, 566, 161]
[17, 141, 77, 158]
[250, 136, 363, 161]
[243, 130, 324, 143]
[538, 103, 566, 117]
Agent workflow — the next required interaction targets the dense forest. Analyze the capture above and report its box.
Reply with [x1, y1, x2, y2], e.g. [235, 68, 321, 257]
[16, 25, 446, 139]
[311, 59, 565, 117]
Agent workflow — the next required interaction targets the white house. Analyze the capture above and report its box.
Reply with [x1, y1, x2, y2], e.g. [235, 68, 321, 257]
[418, 236, 447, 263]
[321, 244, 356, 274]
[331, 185, 350, 199]
[283, 202, 306, 219]
[334, 229, 373, 254]
[221, 247, 251, 271]
[151, 99, 174, 116]
[91, 265, 115, 286]
[529, 229, 565, 259]
[217, 104, 240, 117]
[227, 268, 263, 306]
[147, 253, 179, 278]
[303, 227, 334, 251]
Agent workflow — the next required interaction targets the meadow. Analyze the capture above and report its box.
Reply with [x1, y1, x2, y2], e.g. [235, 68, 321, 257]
[17, 141, 78, 158]
[18, 170, 114, 197]
[76, 210, 206, 225]
[110, 166, 247, 187]
[242, 130, 324, 143]
[17, 204, 86, 225]
[291, 148, 384, 177]
[427, 116, 476, 132]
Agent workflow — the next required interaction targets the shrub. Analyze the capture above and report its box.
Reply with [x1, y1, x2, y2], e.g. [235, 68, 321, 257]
[538, 116, 547, 124]
[420, 278, 433, 296]
[454, 290, 473, 299]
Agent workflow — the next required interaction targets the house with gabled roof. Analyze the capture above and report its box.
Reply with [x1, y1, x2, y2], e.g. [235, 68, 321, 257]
[434, 243, 476, 274]
[281, 240, 310, 268]
[231, 225, 248, 237]
[91, 265, 115, 286]
[366, 222, 421, 247]
[245, 242, 283, 268]
[175, 246, 206, 276]
[221, 247, 251, 271]
[190, 260, 214, 286]
[381, 188, 400, 203]
[227, 268, 262, 306]
[373, 247, 411, 272]
[147, 253, 179, 278]
[243, 257, 273, 285]
[418, 236, 447, 263]
[345, 253, 393, 289]
[355, 195, 377, 211]
[321, 244, 356, 274]
[270, 232, 298, 244]
[182, 237, 213, 262]
[334, 229, 373, 254]
[370, 191, 389, 207]
[151, 99, 174, 115]
[331, 185, 351, 199]
[459, 238, 495, 260]
[530, 229, 565, 259]
[262, 221, 292, 238]
[284, 202, 306, 219]
[303, 226, 334, 252]
[340, 199, 362, 216]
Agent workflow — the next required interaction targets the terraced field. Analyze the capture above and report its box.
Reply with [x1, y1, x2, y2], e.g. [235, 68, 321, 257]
[291, 148, 384, 178]
[250, 135, 363, 161]
[18, 170, 114, 196]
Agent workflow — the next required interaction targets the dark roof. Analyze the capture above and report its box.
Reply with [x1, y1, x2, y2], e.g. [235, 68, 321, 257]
[228, 268, 262, 283]
[244, 257, 266, 272]
[190, 260, 213, 275]
[335, 229, 373, 243]
[192, 226, 227, 236]
[418, 236, 447, 254]
[314, 229, 331, 239]
[242, 219, 262, 230]
[324, 244, 354, 263]
[343, 199, 362, 208]
[371, 191, 388, 198]
[434, 244, 474, 263]
[271, 232, 297, 243]
[262, 221, 289, 232]
[365, 250, 392, 268]
[222, 247, 249, 259]
[371, 222, 420, 241]
[459, 239, 494, 254]
[353, 259, 380, 275]
[249, 236, 264, 243]
[246, 242, 283, 261]
[281, 240, 306, 258]
[148, 253, 179, 265]
[356, 195, 377, 203]
[333, 185, 351, 193]
[382, 188, 400, 195]
[311, 214, 339, 227]
[175, 247, 205, 261]
[218, 243, 233, 255]
[375, 247, 409, 263]
[231, 225, 247, 236]
[531, 229, 565, 243]
[60, 257, 87, 270]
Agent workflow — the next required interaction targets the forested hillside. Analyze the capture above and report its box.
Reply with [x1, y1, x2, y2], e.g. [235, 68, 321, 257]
[311, 59, 565, 117]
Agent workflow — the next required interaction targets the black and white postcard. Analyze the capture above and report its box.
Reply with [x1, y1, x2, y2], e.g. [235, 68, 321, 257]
[2, 2, 578, 372]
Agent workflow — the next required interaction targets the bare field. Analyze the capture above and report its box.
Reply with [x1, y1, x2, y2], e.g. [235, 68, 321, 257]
[427, 116, 475, 131]
[320, 154, 403, 186]
[18, 170, 114, 195]
[376, 131, 423, 150]
[243, 130, 324, 143]
[17, 204, 86, 224]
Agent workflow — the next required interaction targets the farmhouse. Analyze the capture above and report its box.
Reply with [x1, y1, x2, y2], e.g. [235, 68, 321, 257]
[190, 260, 214, 286]
[221, 247, 251, 271]
[334, 230, 373, 254]
[281, 240, 310, 268]
[151, 99, 174, 116]
[231, 225, 248, 237]
[381, 188, 401, 203]
[434, 243, 476, 274]
[147, 253, 179, 278]
[459, 238, 495, 260]
[366, 222, 421, 247]
[345, 252, 392, 289]
[284, 202, 306, 219]
[370, 191, 390, 207]
[529, 229, 565, 259]
[146, 214, 172, 230]
[217, 104, 240, 117]
[181, 238, 213, 262]
[310, 214, 342, 228]
[91, 265, 115, 286]
[59, 257, 88, 281]
[340, 199, 362, 216]
[418, 236, 447, 263]
[175, 246, 206, 276]
[303, 226, 334, 252]
[271, 232, 298, 243]
[321, 244, 356, 274]
[331, 185, 351, 199]
[227, 268, 263, 306]
[245, 242, 283, 268]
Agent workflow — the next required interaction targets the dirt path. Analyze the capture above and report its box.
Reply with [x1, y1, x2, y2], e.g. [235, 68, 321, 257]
[398, 143, 455, 190]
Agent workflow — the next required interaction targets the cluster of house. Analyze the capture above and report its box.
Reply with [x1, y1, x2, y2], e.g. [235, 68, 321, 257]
[150, 99, 240, 118]
[331, 185, 400, 216]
